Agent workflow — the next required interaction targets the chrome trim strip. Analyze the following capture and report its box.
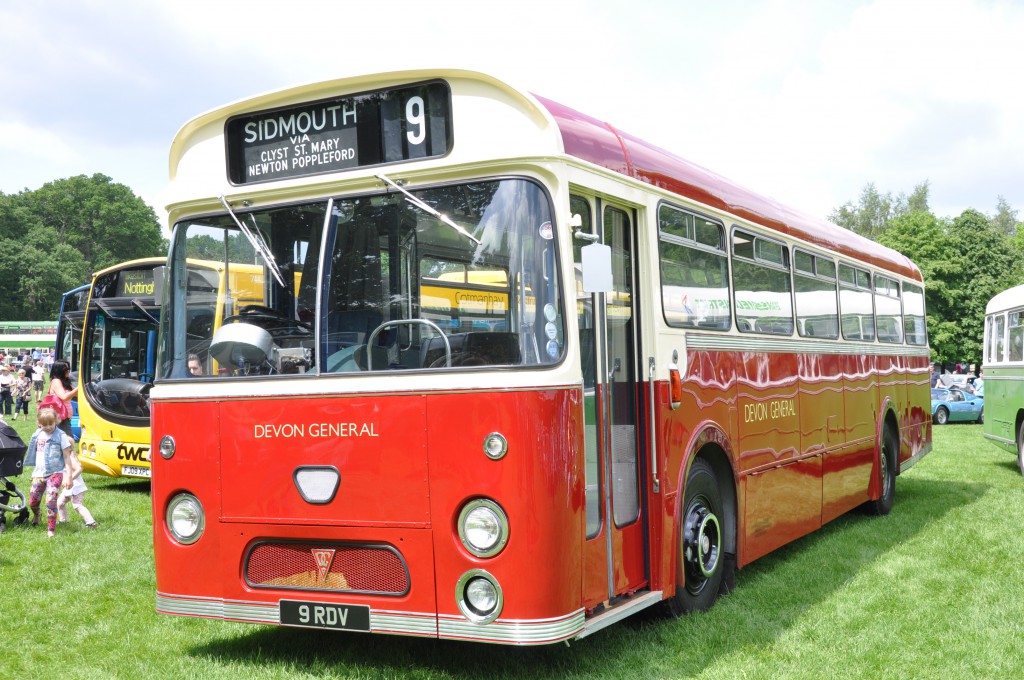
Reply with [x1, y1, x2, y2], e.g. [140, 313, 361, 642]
[899, 441, 933, 474]
[156, 593, 438, 636]
[685, 332, 932, 357]
[157, 592, 584, 643]
[156, 593, 278, 623]
[437, 609, 585, 645]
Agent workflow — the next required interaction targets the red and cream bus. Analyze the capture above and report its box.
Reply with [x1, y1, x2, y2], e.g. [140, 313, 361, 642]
[152, 69, 932, 644]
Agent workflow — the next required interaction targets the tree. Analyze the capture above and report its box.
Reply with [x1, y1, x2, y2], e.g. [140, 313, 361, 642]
[829, 180, 930, 241]
[942, 209, 1021, 366]
[0, 225, 88, 320]
[24, 174, 165, 273]
[829, 183, 894, 240]
[0, 174, 166, 320]
[992, 195, 1019, 236]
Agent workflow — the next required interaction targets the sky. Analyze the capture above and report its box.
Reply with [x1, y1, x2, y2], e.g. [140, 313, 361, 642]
[1, 0, 1022, 230]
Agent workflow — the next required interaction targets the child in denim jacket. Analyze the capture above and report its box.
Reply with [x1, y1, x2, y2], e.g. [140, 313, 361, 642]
[27, 406, 80, 537]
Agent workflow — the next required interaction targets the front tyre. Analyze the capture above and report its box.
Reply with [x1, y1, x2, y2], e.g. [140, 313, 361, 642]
[934, 407, 949, 425]
[666, 458, 733, 615]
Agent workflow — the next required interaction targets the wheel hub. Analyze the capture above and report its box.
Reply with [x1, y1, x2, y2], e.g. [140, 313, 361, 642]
[684, 500, 721, 579]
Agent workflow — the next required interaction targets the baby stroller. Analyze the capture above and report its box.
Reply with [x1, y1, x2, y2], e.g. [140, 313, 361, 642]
[0, 421, 29, 532]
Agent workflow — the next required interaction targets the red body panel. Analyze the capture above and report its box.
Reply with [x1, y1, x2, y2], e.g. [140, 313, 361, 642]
[653, 346, 931, 571]
[152, 387, 585, 642]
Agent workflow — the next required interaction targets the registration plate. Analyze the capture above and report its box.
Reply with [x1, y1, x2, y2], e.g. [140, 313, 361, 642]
[280, 600, 370, 631]
[121, 465, 151, 478]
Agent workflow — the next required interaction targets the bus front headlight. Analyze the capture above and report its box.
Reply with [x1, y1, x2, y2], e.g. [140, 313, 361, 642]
[458, 499, 509, 558]
[166, 493, 204, 545]
[456, 570, 503, 624]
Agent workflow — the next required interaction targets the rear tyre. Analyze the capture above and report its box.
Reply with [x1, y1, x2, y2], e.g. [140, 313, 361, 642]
[977, 409, 984, 425]
[934, 407, 949, 425]
[666, 458, 733, 615]
[864, 428, 896, 516]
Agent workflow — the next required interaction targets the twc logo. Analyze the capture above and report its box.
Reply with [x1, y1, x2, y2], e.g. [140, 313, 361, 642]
[311, 549, 336, 582]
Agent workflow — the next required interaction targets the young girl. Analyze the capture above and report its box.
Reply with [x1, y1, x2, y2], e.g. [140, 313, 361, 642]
[57, 471, 97, 528]
[47, 361, 78, 439]
[13, 368, 32, 420]
[28, 406, 80, 537]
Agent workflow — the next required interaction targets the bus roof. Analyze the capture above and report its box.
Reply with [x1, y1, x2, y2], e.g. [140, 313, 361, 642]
[91, 256, 166, 280]
[535, 95, 921, 282]
[168, 69, 920, 282]
[986, 283, 1024, 315]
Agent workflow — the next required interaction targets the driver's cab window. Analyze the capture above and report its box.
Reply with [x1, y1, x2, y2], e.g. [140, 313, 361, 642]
[161, 202, 326, 378]
[320, 178, 562, 373]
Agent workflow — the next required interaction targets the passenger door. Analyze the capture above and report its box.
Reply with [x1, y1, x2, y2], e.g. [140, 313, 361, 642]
[575, 196, 648, 608]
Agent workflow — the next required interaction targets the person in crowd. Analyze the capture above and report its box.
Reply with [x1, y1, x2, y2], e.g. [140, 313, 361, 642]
[974, 368, 985, 397]
[0, 365, 14, 416]
[57, 465, 97, 529]
[27, 406, 80, 538]
[47, 361, 78, 439]
[13, 368, 32, 420]
[31, 359, 45, 402]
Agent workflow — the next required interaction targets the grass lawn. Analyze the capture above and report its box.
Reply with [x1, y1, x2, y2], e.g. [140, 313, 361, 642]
[2, 414, 1022, 679]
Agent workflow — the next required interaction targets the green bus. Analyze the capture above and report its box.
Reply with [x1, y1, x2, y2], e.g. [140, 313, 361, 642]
[0, 321, 57, 351]
[983, 283, 1024, 475]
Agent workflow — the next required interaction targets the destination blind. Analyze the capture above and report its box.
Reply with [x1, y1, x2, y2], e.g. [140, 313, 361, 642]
[225, 80, 452, 184]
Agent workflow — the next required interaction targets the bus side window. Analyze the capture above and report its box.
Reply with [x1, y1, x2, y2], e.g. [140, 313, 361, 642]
[732, 229, 793, 336]
[658, 204, 730, 331]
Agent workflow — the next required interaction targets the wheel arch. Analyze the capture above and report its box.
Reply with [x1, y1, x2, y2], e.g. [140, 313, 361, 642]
[677, 424, 738, 558]
[877, 398, 900, 477]
[1015, 410, 1024, 448]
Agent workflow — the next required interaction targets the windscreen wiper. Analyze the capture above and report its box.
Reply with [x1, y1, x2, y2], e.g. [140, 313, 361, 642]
[218, 196, 287, 287]
[376, 174, 482, 245]
[131, 299, 160, 326]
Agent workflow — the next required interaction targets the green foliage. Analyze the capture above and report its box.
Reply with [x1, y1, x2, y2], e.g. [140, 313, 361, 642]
[0, 174, 166, 319]
[830, 181, 931, 241]
[991, 196, 1020, 236]
[839, 183, 1023, 366]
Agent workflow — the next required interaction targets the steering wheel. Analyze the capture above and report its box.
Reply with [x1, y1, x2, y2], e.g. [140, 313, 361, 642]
[223, 305, 312, 334]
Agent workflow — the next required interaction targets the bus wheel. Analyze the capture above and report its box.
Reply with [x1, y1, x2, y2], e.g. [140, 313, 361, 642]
[864, 428, 896, 516]
[934, 407, 948, 425]
[1017, 422, 1024, 476]
[668, 458, 731, 615]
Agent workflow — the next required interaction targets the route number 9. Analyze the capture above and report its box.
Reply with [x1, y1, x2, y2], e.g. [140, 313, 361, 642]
[406, 96, 426, 145]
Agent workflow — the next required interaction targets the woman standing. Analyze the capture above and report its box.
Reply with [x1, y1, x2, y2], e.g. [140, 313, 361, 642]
[0, 365, 14, 416]
[13, 368, 32, 420]
[47, 360, 78, 439]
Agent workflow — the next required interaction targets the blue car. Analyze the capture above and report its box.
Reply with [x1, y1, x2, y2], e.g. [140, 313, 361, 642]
[931, 387, 984, 425]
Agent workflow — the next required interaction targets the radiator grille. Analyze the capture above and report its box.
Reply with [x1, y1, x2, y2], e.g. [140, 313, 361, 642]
[245, 542, 409, 595]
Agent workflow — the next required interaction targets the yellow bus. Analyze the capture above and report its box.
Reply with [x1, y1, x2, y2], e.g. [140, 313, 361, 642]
[77, 257, 262, 477]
